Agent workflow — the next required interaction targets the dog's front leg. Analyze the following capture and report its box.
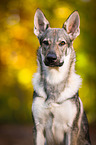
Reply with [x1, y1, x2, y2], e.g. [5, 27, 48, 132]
[32, 118, 46, 145]
[32, 92, 46, 145]
[36, 128, 45, 145]
[64, 132, 71, 145]
[33, 121, 45, 145]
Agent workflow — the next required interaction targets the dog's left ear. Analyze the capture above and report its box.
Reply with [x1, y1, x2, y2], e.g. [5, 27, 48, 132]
[34, 9, 50, 38]
[63, 11, 80, 40]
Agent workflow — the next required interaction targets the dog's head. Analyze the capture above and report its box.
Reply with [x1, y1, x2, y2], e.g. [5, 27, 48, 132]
[34, 9, 80, 67]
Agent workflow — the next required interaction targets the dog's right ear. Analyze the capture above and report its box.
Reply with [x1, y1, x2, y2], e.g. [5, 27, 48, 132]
[63, 11, 80, 40]
[34, 9, 50, 37]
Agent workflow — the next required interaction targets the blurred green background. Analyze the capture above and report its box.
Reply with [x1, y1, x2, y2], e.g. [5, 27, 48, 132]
[0, 0, 96, 124]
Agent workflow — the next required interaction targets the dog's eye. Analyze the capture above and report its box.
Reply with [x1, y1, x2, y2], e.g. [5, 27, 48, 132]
[42, 41, 49, 46]
[59, 41, 65, 46]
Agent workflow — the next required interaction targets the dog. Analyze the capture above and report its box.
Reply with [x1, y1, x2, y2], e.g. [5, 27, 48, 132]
[32, 9, 91, 145]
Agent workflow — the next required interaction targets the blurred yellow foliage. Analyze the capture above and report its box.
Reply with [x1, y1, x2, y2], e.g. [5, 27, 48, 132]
[0, 0, 95, 124]
[9, 25, 28, 40]
[73, 37, 81, 50]
[8, 96, 20, 110]
[18, 68, 32, 85]
[11, 55, 26, 69]
[54, 6, 72, 18]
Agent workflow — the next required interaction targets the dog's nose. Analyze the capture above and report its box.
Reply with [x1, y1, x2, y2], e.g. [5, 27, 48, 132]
[46, 52, 57, 62]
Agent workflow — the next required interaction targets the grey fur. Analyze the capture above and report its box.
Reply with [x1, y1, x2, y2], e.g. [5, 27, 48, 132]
[32, 9, 91, 145]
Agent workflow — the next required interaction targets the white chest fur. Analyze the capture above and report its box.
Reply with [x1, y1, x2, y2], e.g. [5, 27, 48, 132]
[32, 97, 77, 143]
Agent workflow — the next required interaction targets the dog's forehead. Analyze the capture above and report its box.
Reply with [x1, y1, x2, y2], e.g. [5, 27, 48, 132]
[44, 28, 70, 42]
[46, 28, 65, 38]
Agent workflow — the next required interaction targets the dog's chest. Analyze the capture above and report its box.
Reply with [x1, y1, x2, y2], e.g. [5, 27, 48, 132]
[46, 101, 77, 132]
[32, 97, 77, 143]
[46, 101, 77, 143]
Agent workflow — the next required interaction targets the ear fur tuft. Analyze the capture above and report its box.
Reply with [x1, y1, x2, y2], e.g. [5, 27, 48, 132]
[34, 9, 50, 37]
[63, 11, 80, 40]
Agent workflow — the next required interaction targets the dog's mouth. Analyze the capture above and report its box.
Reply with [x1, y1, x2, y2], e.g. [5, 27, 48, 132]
[44, 59, 64, 67]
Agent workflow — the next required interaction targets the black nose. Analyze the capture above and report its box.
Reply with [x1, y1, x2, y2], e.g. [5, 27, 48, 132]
[46, 52, 57, 63]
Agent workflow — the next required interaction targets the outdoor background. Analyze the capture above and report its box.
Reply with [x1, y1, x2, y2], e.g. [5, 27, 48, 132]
[0, 0, 96, 144]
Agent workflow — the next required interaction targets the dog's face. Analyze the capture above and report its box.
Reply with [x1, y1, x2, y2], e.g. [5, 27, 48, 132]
[34, 9, 80, 67]
[39, 28, 71, 67]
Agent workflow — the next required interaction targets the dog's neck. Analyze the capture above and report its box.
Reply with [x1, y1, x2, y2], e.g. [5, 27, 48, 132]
[33, 49, 82, 102]
[43, 62, 81, 101]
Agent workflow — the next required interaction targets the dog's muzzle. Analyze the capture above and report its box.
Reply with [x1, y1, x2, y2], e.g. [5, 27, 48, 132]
[44, 52, 64, 67]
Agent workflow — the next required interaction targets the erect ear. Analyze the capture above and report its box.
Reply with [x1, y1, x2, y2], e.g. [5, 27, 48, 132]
[63, 11, 80, 40]
[34, 9, 50, 37]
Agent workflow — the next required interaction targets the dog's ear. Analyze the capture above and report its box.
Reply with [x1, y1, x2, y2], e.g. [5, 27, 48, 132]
[63, 11, 80, 40]
[34, 9, 50, 37]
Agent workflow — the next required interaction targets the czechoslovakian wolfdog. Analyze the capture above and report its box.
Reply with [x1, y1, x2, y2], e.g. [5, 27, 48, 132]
[32, 9, 91, 145]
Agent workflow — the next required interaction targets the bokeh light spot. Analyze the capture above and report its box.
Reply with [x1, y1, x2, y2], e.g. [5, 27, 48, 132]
[7, 14, 20, 26]
[18, 68, 32, 85]
[54, 6, 72, 18]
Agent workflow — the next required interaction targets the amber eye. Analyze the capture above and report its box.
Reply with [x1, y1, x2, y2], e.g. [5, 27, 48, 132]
[59, 41, 65, 46]
[42, 40, 49, 46]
